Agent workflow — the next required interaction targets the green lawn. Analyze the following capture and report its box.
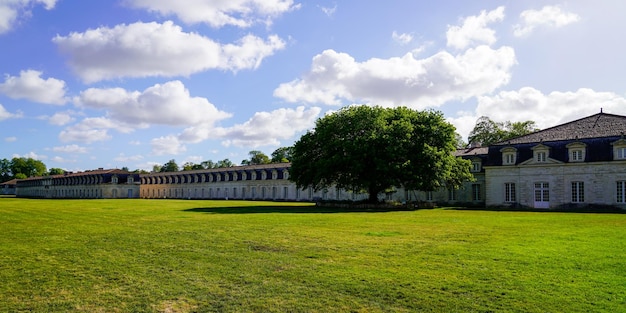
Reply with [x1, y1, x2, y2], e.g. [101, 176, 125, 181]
[0, 198, 624, 312]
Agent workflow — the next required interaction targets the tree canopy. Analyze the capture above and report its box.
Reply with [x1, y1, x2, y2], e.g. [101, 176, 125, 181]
[241, 150, 271, 165]
[468, 116, 539, 146]
[0, 157, 47, 182]
[289, 106, 473, 202]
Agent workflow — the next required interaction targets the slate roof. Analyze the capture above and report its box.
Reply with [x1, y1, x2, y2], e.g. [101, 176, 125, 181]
[17, 169, 134, 181]
[493, 112, 626, 145]
[0, 178, 18, 186]
[455, 146, 488, 157]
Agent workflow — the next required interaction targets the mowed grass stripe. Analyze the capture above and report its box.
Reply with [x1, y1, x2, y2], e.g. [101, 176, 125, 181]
[0, 198, 624, 312]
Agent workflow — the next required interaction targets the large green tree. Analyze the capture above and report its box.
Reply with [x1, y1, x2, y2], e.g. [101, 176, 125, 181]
[290, 105, 473, 203]
[10, 157, 47, 178]
[468, 116, 538, 146]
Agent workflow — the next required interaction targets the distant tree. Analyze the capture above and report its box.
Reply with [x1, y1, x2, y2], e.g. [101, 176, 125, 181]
[152, 164, 162, 173]
[246, 150, 271, 165]
[49, 168, 64, 175]
[506, 120, 539, 139]
[160, 159, 179, 172]
[216, 159, 233, 168]
[468, 116, 538, 146]
[271, 147, 293, 163]
[10, 157, 46, 178]
[121, 166, 129, 172]
[201, 160, 216, 169]
[290, 105, 473, 203]
[14, 173, 27, 179]
[182, 162, 194, 171]
[0, 158, 11, 182]
[454, 133, 467, 149]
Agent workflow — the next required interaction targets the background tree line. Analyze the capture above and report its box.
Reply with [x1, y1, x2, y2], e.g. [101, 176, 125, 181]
[152, 147, 293, 173]
[0, 157, 52, 183]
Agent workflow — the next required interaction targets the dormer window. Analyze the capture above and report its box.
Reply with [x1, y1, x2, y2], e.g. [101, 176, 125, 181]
[566, 142, 586, 162]
[536, 151, 547, 163]
[531, 144, 550, 164]
[571, 150, 583, 161]
[500, 147, 517, 165]
[472, 162, 481, 172]
[111, 175, 118, 184]
[611, 139, 626, 160]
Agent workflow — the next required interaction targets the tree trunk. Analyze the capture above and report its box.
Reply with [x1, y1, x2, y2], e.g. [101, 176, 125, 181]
[367, 186, 380, 203]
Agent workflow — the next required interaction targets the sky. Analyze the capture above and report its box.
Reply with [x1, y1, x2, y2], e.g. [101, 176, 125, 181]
[1, 0, 626, 172]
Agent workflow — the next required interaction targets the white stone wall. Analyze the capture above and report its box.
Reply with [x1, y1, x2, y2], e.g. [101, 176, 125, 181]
[485, 161, 626, 209]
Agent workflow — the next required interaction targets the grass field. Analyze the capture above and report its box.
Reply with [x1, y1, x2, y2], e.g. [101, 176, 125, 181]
[0, 198, 624, 312]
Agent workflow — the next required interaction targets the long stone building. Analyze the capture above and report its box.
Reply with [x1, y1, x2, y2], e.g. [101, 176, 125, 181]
[15, 169, 141, 199]
[12, 111, 626, 210]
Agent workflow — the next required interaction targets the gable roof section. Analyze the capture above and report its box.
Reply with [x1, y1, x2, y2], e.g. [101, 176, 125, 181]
[494, 112, 626, 145]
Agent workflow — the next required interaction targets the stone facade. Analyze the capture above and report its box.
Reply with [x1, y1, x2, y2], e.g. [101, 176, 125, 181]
[483, 112, 626, 210]
[15, 169, 140, 199]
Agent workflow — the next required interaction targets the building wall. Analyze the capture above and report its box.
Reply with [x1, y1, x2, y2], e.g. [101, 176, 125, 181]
[485, 161, 626, 209]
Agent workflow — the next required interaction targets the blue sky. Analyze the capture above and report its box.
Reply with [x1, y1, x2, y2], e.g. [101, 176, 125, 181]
[1, 0, 625, 171]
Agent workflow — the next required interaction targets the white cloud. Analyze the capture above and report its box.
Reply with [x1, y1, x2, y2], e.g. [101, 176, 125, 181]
[76, 80, 232, 127]
[514, 6, 579, 37]
[50, 156, 76, 164]
[218, 106, 321, 147]
[178, 106, 321, 148]
[13, 151, 47, 160]
[0, 103, 22, 120]
[114, 153, 144, 162]
[449, 87, 626, 141]
[47, 112, 74, 125]
[392, 31, 413, 45]
[58, 117, 135, 143]
[52, 144, 88, 154]
[151, 135, 186, 155]
[0, 0, 57, 34]
[127, 0, 299, 28]
[0, 70, 67, 105]
[5, 136, 17, 142]
[274, 46, 516, 109]
[446, 6, 504, 50]
[53, 21, 286, 83]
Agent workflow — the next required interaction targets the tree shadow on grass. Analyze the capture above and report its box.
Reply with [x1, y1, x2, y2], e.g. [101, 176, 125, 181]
[183, 205, 421, 214]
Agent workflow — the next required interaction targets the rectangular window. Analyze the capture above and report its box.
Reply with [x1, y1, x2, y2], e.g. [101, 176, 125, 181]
[472, 162, 481, 172]
[617, 181, 626, 203]
[426, 191, 433, 201]
[448, 189, 456, 201]
[534, 182, 550, 202]
[571, 150, 584, 162]
[571, 181, 584, 203]
[472, 184, 481, 201]
[504, 153, 515, 165]
[617, 148, 626, 160]
[504, 183, 516, 202]
[536, 151, 547, 162]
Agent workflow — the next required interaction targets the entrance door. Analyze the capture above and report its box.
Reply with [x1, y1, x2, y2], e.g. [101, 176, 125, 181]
[534, 182, 549, 209]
